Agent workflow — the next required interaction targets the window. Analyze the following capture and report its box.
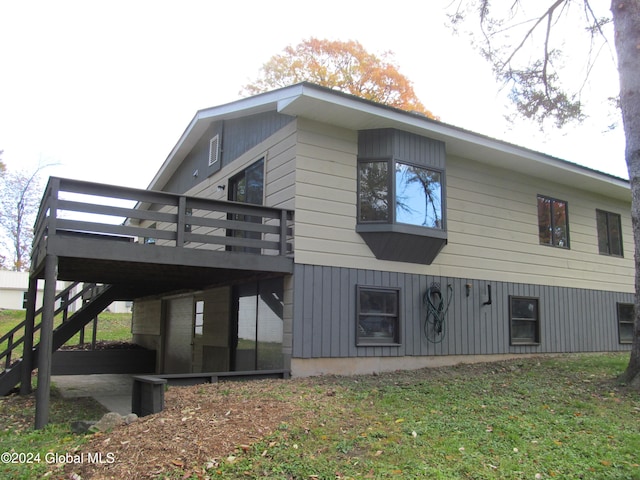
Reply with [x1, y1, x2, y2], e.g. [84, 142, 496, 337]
[194, 300, 204, 336]
[359, 160, 443, 229]
[617, 303, 634, 344]
[509, 296, 540, 345]
[396, 162, 443, 228]
[356, 286, 400, 345]
[537, 195, 569, 248]
[229, 158, 264, 205]
[359, 161, 389, 222]
[356, 130, 447, 265]
[597, 210, 623, 256]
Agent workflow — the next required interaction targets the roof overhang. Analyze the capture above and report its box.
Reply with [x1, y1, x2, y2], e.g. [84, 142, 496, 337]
[149, 83, 630, 202]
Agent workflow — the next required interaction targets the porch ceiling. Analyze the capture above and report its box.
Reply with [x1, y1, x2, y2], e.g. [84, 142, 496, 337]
[55, 256, 283, 300]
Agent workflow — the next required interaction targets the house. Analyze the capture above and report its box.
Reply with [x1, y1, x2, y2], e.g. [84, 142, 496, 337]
[131, 82, 633, 375]
[4, 83, 634, 426]
[0, 271, 57, 310]
[0, 270, 130, 312]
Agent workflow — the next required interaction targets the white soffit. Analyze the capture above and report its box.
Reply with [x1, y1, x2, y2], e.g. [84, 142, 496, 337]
[277, 87, 630, 202]
[152, 84, 629, 202]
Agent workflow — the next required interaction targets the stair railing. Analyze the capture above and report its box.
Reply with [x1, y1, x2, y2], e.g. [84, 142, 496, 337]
[0, 281, 102, 372]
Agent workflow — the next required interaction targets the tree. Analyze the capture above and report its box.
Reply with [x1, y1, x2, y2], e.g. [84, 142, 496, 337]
[449, 0, 640, 386]
[242, 38, 437, 119]
[0, 163, 51, 271]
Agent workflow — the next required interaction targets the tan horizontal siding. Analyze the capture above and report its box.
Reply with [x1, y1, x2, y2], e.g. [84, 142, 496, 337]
[293, 120, 633, 293]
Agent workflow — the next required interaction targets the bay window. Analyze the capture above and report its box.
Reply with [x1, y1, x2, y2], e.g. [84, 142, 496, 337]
[358, 160, 443, 229]
[356, 129, 447, 265]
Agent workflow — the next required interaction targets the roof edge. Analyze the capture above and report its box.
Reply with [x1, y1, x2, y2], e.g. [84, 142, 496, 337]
[148, 82, 629, 196]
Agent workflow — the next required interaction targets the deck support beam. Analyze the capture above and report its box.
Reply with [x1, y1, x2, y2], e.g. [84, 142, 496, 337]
[35, 254, 58, 429]
[19, 276, 38, 395]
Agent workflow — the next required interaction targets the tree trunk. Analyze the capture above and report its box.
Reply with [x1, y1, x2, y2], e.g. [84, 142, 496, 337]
[612, 0, 640, 387]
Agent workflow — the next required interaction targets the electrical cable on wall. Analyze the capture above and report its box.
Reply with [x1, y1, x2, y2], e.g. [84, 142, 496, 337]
[424, 282, 453, 343]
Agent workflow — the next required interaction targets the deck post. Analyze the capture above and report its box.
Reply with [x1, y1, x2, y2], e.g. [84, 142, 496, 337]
[279, 210, 287, 256]
[19, 276, 38, 395]
[35, 254, 58, 429]
[176, 196, 186, 247]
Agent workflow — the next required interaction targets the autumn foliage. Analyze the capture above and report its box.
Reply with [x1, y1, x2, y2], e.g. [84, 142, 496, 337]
[242, 38, 436, 119]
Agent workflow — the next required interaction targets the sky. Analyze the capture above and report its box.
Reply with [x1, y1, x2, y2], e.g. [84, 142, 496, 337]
[0, 0, 627, 193]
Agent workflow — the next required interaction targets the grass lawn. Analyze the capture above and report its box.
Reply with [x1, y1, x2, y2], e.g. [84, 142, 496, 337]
[0, 353, 638, 479]
[0, 385, 107, 480]
[0, 309, 130, 478]
[213, 354, 640, 480]
[0, 309, 132, 367]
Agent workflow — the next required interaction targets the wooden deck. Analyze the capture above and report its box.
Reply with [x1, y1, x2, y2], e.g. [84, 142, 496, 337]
[25, 177, 294, 428]
[31, 177, 294, 298]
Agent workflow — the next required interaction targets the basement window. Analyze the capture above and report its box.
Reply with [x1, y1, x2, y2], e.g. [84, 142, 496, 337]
[617, 302, 634, 344]
[356, 286, 400, 346]
[509, 296, 540, 345]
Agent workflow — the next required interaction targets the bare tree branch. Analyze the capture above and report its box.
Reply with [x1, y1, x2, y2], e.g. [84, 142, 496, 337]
[0, 161, 58, 271]
[496, 0, 565, 70]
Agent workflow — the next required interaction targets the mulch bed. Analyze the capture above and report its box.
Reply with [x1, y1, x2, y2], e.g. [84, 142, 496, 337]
[55, 380, 297, 479]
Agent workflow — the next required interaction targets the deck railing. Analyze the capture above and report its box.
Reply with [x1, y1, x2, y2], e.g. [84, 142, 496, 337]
[31, 177, 294, 268]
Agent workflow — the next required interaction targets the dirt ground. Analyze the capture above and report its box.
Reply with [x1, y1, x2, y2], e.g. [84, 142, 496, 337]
[55, 379, 299, 480]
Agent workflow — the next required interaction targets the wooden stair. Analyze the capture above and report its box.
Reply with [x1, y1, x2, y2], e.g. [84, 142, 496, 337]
[0, 282, 118, 395]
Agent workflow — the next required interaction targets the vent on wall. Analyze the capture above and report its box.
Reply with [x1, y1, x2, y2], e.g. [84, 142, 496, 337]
[208, 135, 220, 166]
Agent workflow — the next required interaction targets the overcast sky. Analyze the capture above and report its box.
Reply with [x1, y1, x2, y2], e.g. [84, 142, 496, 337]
[0, 0, 626, 190]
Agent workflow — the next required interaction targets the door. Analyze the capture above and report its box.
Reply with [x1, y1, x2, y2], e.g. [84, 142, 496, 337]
[227, 158, 264, 253]
[163, 297, 193, 373]
[230, 278, 284, 371]
[193, 288, 232, 373]
[231, 283, 258, 371]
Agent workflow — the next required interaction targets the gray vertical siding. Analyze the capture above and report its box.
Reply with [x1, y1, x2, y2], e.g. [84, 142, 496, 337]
[162, 112, 295, 194]
[358, 129, 446, 170]
[292, 264, 633, 359]
[221, 112, 294, 163]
